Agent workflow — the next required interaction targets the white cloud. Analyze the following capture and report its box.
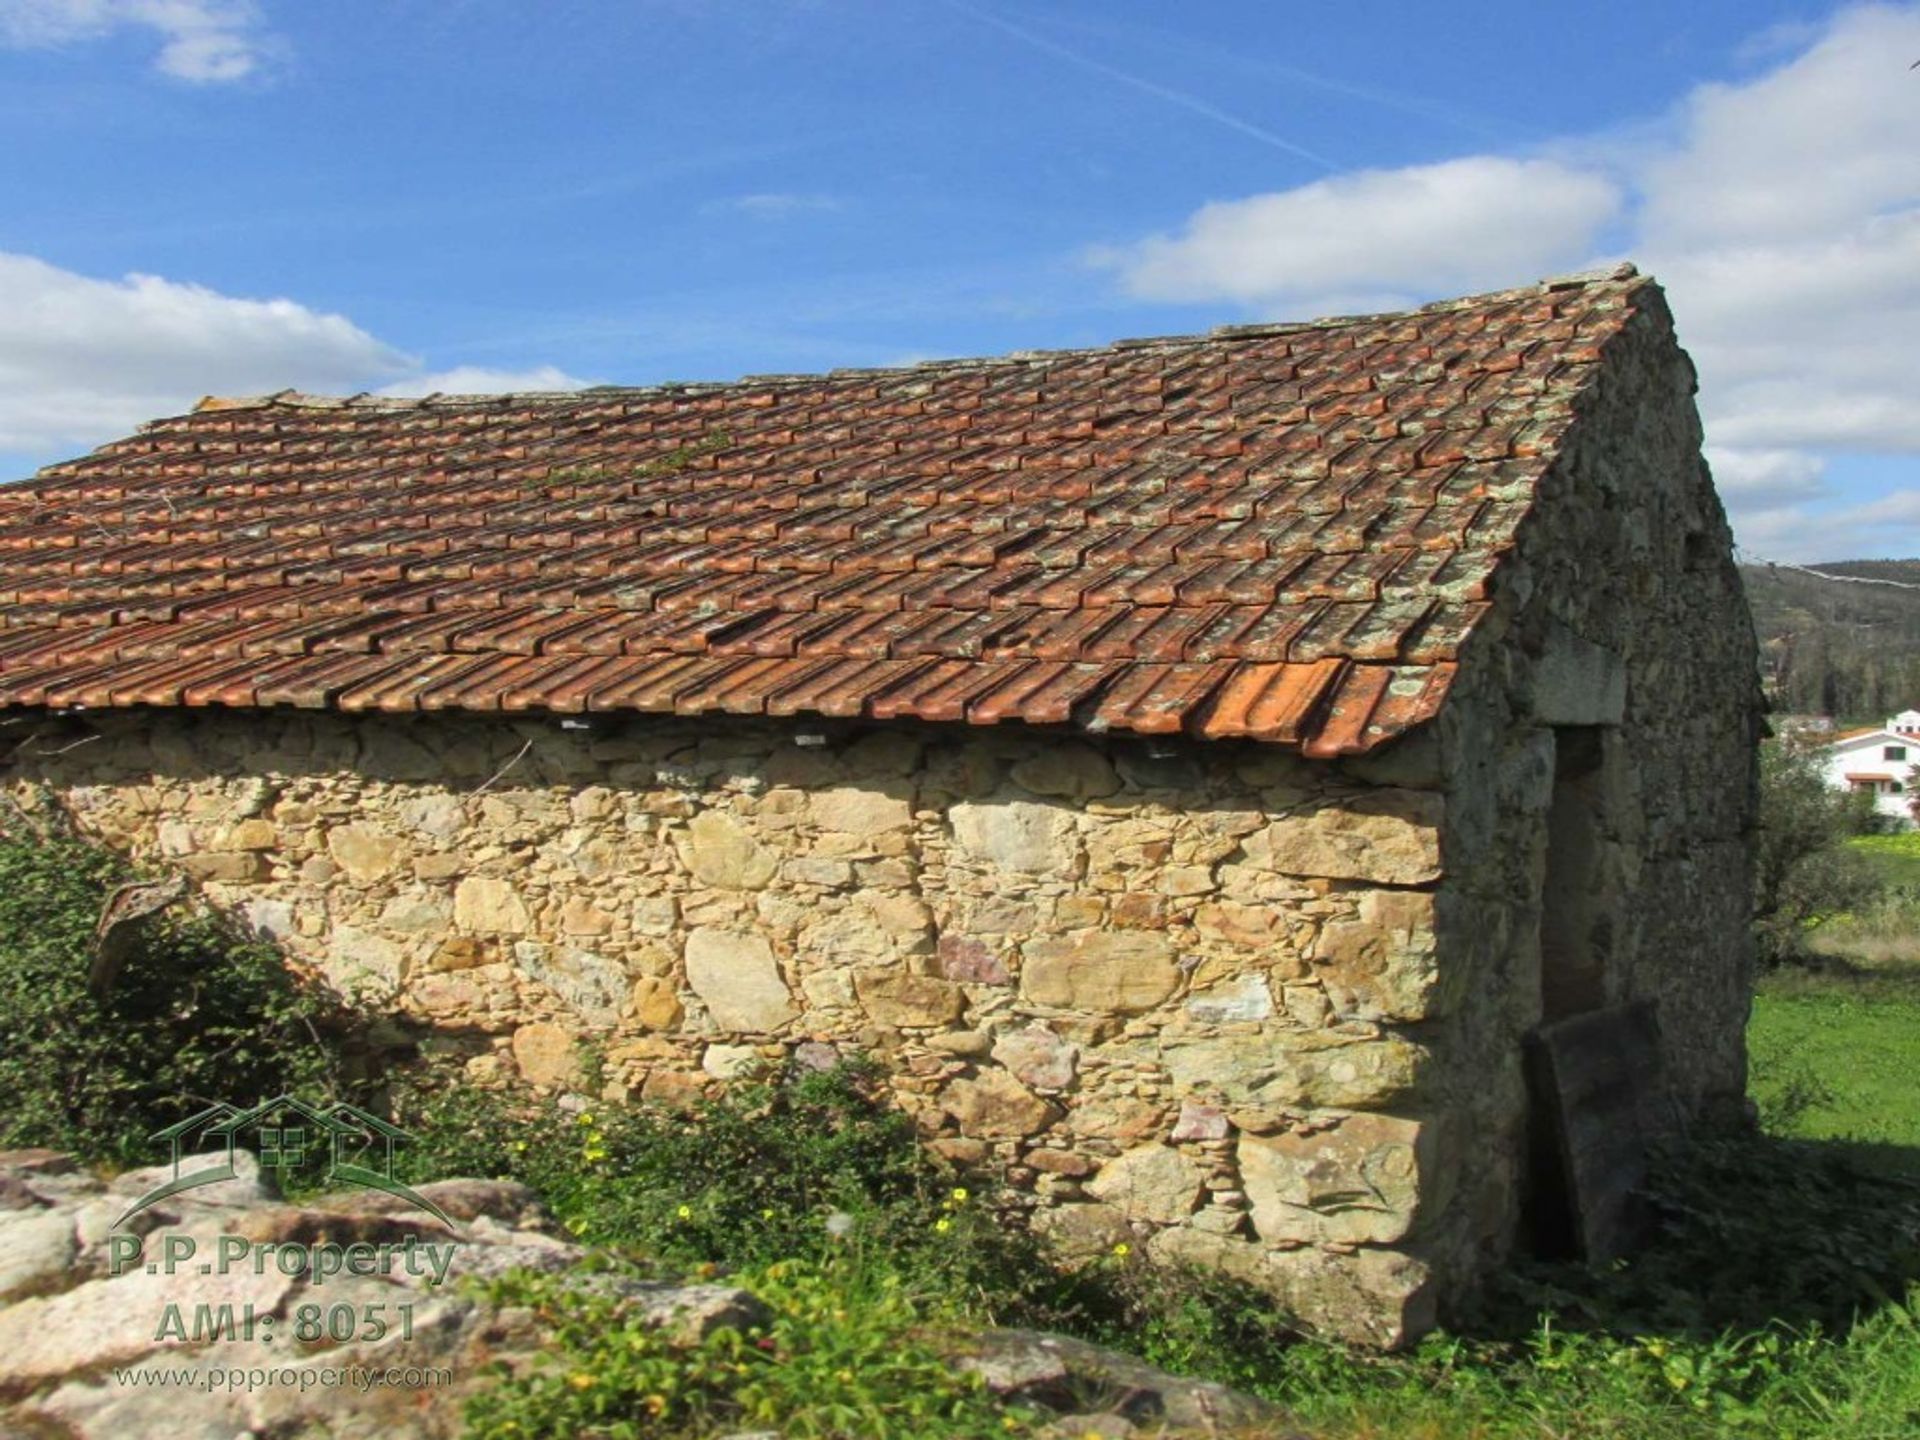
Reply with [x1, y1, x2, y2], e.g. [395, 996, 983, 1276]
[1705, 447, 1830, 511]
[0, 251, 411, 454]
[378, 365, 597, 397]
[1097, 3, 1920, 559]
[1635, 5, 1920, 556]
[1638, 6, 1920, 252]
[1100, 157, 1621, 311]
[0, 0, 271, 82]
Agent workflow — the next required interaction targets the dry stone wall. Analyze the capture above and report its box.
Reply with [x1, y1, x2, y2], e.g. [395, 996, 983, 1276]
[6, 707, 1454, 1345]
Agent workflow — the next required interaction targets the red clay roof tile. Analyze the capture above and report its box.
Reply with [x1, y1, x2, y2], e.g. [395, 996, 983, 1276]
[0, 269, 1655, 752]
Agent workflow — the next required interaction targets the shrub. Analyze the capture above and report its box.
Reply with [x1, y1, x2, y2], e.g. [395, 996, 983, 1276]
[0, 798, 358, 1163]
[465, 1257, 1030, 1440]
[1754, 740, 1883, 966]
[395, 1057, 1051, 1305]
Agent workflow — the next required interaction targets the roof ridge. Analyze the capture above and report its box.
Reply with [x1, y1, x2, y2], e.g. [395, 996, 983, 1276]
[187, 263, 1649, 418]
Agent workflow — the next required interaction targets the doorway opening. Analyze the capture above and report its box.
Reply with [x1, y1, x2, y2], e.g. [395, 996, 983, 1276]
[1539, 726, 1609, 1023]
[1525, 724, 1613, 1258]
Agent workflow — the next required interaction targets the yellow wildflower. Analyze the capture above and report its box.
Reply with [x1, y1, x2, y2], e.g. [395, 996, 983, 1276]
[935, 1217, 952, 1234]
[677, 1204, 693, 1220]
[950, 1186, 970, 1203]
[1112, 1242, 1130, 1257]
[567, 1372, 594, 1390]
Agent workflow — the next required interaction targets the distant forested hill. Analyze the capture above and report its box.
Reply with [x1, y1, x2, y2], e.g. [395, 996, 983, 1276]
[1739, 559, 1920, 723]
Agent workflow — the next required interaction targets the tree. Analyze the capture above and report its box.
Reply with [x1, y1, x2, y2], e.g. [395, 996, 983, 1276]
[1753, 738, 1882, 966]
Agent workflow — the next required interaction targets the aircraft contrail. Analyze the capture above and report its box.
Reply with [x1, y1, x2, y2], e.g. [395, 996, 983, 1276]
[937, 0, 1339, 173]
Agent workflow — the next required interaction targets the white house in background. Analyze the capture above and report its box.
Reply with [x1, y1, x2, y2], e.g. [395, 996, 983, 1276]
[1822, 710, 1920, 826]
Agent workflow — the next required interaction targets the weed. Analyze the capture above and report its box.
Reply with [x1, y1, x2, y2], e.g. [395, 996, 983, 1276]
[465, 1255, 1031, 1439]
[0, 798, 359, 1164]
[635, 430, 734, 480]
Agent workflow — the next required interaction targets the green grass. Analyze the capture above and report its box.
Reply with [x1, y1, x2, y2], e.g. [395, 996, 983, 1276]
[1847, 832, 1920, 890]
[1750, 966, 1920, 1177]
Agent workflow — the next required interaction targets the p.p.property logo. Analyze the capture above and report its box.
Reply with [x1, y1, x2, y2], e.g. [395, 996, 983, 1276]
[113, 1094, 455, 1232]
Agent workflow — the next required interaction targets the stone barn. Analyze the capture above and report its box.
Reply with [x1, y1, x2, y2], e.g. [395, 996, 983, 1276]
[0, 265, 1760, 1345]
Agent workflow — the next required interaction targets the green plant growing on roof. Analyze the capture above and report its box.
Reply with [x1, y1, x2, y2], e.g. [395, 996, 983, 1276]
[634, 429, 735, 480]
[522, 431, 734, 494]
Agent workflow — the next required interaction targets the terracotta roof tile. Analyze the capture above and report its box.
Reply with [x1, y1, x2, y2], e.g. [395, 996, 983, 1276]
[0, 268, 1657, 751]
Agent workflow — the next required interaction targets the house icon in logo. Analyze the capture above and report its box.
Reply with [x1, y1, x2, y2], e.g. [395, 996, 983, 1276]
[114, 1095, 454, 1231]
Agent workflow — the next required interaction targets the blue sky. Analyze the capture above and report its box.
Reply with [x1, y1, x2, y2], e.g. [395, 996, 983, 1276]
[1, 1, 1916, 561]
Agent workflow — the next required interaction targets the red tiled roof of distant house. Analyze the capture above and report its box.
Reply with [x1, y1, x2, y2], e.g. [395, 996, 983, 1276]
[0, 268, 1655, 755]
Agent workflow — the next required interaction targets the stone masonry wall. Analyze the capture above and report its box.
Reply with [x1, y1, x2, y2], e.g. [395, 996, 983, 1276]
[1404, 285, 1762, 1287]
[6, 706, 1456, 1345]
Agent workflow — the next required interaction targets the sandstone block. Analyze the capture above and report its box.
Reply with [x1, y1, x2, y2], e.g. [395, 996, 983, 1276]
[1170, 1100, 1230, 1142]
[1311, 889, 1440, 1020]
[1185, 974, 1275, 1024]
[679, 812, 776, 889]
[325, 825, 405, 882]
[627, 975, 685, 1030]
[800, 907, 894, 962]
[396, 793, 467, 837]
[379, 892, 450, 933]
[1195, 901, 1283, 949]
[854, 970, 965, 1027]
[1065, 1095, 1166, 1143]
[684, 928, 796, 1032]
[1238, 1113, 1427, 1246]
[559, 896, 616, 936]
[323, 925, 408, 992]
[223, 818, 278, 851]
[1162, 1032, 1423, 1109]
[1245, 791, 1442, 885]
[1086, 1143, 1204, 1225]
[240, 898, 294, 942]
[936, 935, 1011, 984]
[1032, 1202, 1133, 1260]
[631, 896, 678, 936]
[512, 1022, 580, 1087]
[784, 856, 854, 888]
[1023, 1147, 1096, 1177]
[176, 852, 265, 883]
[1021, 932, 1180, 1014]
[426, 934, 485, 972]
[799, 968, 856, 1011]
[940, 1069, 1057, 1138]
[1160, 865, 1215, 897]
[950, 799, 1079, 874]
[454, 876, 530, 934]
[991, 1025, 1078, 1091]
[926, 1029, 992, 1057]
[515, 943, 627, 1025]
[413, 851, 466, 881]
[809, 786, 913, 836]
[863, 892, 933, 938]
